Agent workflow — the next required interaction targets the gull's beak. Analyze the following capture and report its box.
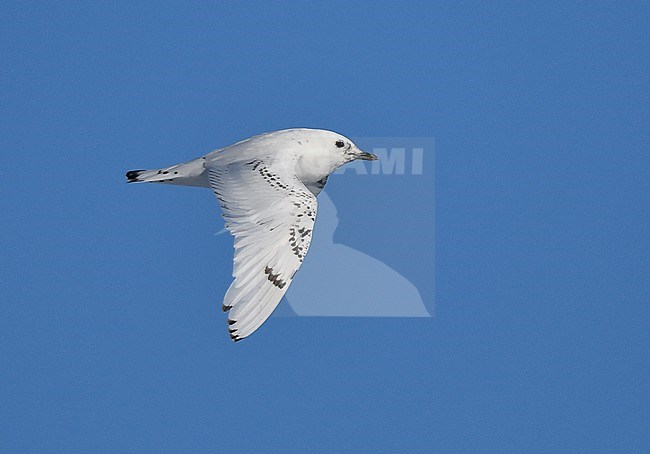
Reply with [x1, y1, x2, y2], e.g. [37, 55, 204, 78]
[356, 150, 378, 161]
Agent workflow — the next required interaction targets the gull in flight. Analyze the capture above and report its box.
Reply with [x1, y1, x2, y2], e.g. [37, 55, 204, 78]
[126, 128, 377, 341]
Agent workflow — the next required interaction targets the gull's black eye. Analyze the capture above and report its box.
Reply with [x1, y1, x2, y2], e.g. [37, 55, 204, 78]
[335, 140, 345, 148]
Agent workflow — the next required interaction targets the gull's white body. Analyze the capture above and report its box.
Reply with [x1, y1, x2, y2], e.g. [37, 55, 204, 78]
[127, 128, 376, 341]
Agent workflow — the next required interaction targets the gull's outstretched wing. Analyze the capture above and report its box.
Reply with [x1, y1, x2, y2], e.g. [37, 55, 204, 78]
[208, 158, 317, 341]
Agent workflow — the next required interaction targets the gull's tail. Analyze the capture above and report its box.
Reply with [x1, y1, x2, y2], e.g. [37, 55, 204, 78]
[125, 157, 210, 188]
[125, 167, 178, 183]
[125, 169, 150, 182]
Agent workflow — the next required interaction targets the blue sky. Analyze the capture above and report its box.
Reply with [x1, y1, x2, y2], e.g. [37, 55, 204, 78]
[1, 1, 649, 452]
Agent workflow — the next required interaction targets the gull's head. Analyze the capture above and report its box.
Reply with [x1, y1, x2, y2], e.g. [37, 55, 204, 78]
[323, 130, 377, 164]
[272, 129, 378, 184]
[293, 129, 377, 164]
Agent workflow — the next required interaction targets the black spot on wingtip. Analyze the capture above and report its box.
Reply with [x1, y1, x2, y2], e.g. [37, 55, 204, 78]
[222, 304, 232, 312]
[228, 319, 236, 325]
[233, 337, 242, 342]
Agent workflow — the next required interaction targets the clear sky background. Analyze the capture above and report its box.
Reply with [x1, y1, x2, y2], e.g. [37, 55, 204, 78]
[1, 2, 648, 452]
